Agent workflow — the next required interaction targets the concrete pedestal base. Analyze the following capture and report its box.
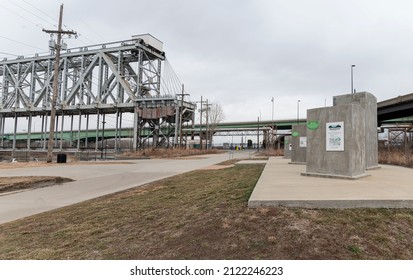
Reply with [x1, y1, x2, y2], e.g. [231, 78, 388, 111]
[301, 171, 371, 180]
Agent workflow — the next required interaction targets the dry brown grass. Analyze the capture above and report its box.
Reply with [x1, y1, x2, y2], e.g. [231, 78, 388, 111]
[119, 148, 223, 159]
[256, 149, 284, 157]
[379, 148, 413, 168]
[1, 163, 413, 260]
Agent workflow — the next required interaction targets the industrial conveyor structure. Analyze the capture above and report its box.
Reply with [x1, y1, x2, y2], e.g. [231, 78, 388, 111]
[0, 34, 196, 153]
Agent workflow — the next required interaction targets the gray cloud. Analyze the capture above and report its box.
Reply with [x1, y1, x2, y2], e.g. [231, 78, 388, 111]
[1, 0, 413, 123]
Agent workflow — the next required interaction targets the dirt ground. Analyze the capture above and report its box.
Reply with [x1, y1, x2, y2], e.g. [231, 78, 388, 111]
[0, 161, 137, 193]
[0, 176, 72, 194]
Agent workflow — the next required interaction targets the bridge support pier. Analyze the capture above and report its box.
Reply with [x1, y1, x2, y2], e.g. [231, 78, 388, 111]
[12, 114, 17, 159]
[77, 111, 82, 151]
[133, 106, 139, 151]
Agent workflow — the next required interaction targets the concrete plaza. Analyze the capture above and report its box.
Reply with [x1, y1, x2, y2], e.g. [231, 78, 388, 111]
[249, 157, 413, 208]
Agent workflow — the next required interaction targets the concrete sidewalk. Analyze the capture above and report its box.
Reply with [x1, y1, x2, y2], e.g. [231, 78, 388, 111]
[249, 157, 413, 208]
[0, 152, 245, 225]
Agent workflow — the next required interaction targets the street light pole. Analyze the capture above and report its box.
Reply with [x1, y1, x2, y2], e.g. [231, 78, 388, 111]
[257, 116, 260, 152]
[271, 97, 274, 124]
[271, 97, 274, 148]
[351, 64, 355, 94]
[297, 100, 301, 124]
[200, 96, 203, 150]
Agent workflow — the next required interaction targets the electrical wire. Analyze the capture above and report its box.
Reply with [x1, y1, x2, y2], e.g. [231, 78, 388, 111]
[8, 0, 56, 28]
[21, 0, 57, 23]
[0, 35, 46, 52]
[0, 3, 42, 29]
[0, 51, 19, 56]
[64, 5, 106, 44]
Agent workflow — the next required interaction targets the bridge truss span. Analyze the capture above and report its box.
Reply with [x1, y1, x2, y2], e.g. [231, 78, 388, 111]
[0, 35, 196, 154]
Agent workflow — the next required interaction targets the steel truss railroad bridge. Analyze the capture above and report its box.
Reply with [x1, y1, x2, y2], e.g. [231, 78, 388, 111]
[0, 35, 195, 155]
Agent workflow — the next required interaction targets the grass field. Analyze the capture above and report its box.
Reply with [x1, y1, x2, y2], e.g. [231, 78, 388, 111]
[1, 162, 413, 260]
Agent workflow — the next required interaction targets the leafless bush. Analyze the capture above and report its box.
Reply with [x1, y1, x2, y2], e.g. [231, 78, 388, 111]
[378, 147, 413, 168]
[256, 148, 284, 157]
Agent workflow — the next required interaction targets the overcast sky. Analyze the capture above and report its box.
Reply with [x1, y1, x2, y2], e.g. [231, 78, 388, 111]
[1, 0, 413, 123]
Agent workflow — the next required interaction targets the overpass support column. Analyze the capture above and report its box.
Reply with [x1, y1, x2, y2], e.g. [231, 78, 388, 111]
[60, 113, 65, 150]
[77, 111, 82, 151]
[85, 114, 89, 149]
[12, 114, 17, 159]
[174, 104, 180, 147]
[133, 106, 139, 150]
[115, 110, 119, 152]
[95, 112, 100, 152]
[0, 114, 3, 148]
[119, 112, 123, 150]
[42, 115, 47, 150]
[27, 114, 32, 150]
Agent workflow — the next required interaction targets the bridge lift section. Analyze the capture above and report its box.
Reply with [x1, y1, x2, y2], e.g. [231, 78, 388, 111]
[0, 34, 196, 153]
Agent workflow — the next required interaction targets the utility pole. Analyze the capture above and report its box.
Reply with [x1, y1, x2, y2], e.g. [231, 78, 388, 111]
[199, 96, 203, 150]
[44, 4, 77, 163]
[205, 99, 209, 150]
[178, 84, 189, 148]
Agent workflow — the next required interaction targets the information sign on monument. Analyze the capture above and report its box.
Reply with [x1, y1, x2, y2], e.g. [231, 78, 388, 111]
[299, 137, 307, 148]
[326, 122, 344, 151]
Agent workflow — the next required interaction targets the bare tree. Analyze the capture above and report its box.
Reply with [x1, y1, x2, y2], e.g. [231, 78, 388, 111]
[204, 102, 225, 146]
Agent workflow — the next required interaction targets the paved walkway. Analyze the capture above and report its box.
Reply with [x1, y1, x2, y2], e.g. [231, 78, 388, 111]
[249, 157, 413, 208]
[0, 151, 251, 225]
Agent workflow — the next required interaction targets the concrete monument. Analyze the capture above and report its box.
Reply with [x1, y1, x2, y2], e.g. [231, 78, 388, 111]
[290, 124, 307, 164]
[333, 91, 379, 169]
[303, 103, 368, 179]
[283, 136, 292, 159]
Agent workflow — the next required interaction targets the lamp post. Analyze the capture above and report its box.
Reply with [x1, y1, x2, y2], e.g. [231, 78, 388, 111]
[257, 116, 260, 152]
[271, 97, 274, 123]
[351, 64, 355, 94]
[271, 97, 274, 148]
[297, 100, 301, 124]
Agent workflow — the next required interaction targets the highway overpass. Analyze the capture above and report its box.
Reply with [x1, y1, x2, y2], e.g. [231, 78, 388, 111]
[1, 93, 412, 149]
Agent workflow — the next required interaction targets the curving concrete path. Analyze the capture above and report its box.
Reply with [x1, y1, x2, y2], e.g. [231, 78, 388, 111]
[0, 152, 248, 225]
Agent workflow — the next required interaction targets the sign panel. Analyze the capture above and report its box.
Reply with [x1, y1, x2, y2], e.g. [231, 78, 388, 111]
[299, 137, 307, 148]
[307, 121, 319, 130]
[326, 122, 344, 151]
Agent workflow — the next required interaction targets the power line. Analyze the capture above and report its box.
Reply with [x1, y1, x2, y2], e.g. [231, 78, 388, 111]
[0, 34, 46, 52]
[64, 5, 106, 44]
[0, 3, 42, 29]
[0, 51, 18, 56]
[7, 0, 56, 28]
[22, 0, 57, 23]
